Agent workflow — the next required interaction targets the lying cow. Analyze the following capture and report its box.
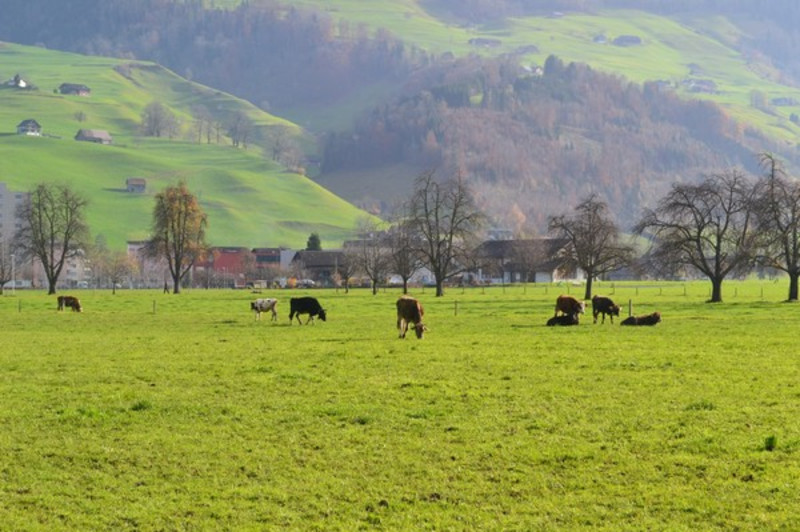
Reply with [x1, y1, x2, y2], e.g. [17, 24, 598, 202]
[289, 296, 326, 325]
[621, 312, 661, 326]
[396, 295, 426, 339]
[546, 313, 579, 326]
[57, 295, 82, 312]
[554, 295, 585, 317]
[591, 295, 620, 324]
[250, 298, 278, 321]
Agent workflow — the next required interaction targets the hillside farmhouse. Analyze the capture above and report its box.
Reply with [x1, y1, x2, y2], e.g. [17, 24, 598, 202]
[16, 119, 41, 136]
[6, 74, 30, 89]
[59, 83, 91, 96]
[125, 178, 146, 193]
[75, 129, 112, 144]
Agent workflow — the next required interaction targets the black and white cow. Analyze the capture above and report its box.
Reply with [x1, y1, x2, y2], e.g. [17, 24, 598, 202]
[250, 298, 278, 321]
[289, 297, 326, 325]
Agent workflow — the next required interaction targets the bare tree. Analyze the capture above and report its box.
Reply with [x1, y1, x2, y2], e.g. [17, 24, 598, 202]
[141, 101, 180, 138]
[15, 183, 89, 295]
[227, 112, 252, 149]
[95, 249, 137, 294]
[634, 170, 757, 303]
[350, 218, 390, 295]
[407, 169, 485, 297]
[752, 153, 800, 301]
[146, 181, 208, 294]
[549, 194, 634, 300]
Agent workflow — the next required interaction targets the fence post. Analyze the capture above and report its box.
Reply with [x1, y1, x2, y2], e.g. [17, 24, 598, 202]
[454, 300, 458, 316]
[153, 300, 157, 314]
[628, 299, 633, 317]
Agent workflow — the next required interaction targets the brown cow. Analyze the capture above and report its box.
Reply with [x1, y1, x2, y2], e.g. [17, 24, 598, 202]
[554, 295, 585, 317]
[592, 295, 620, 324]
[396, 296, 426, 339]
[57, 295, 82, 312]
[621, 312, 661, 326]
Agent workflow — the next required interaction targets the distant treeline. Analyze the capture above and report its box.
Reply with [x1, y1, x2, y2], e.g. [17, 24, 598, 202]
[324, 54, 777, 229]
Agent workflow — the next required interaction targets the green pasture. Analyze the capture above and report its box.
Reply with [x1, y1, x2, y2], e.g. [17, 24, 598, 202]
[0, 42, 371, 250]
[2, 280, 800, 530]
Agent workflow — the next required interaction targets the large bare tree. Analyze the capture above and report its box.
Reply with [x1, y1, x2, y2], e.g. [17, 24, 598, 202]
[387, 215, 422, 294]
[147, 181, 208, 294]
[752, 153, 800, 301]
[407, 169, 485, 297]
[16, 183, 89, 294]
[548, 194, 634, 300]
[634, 170, 758, 303]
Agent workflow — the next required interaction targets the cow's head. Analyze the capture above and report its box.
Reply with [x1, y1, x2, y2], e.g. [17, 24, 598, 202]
[413, 322, 427, 339]
[579, 301, 586, 313]
[250, 302, 257, 311]
[611, 305, 620, 316]
[318, 309, 327, 322]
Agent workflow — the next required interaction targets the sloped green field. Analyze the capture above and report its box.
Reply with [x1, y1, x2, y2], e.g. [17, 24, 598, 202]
[0, 42, 371, 249]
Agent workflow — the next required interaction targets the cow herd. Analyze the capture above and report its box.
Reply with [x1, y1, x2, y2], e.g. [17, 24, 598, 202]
[54, 291, 658, 338]
[548, 294, 660, 327]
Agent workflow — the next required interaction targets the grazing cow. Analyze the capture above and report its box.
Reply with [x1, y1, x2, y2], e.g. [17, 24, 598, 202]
[554, 295, 585, 317]
[289, 296, 326, 325]
[57, 295, 82, 312]
[591, 295, 621, 324]
[546, 313, 579, 326]
[396, 296, 426, 339]
[250, 298, 278, 321]
[621, 312, 661, 326]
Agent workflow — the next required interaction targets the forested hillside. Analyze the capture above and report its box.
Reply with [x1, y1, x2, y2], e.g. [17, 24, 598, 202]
[323, 54, 765, 229]
[4, 0, 800, 232]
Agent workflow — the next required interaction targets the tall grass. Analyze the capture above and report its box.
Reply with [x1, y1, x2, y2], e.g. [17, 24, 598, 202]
[2, 280, 799, 529]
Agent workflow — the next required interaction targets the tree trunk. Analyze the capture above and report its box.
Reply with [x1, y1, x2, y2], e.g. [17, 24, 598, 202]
[435, 279, 444, 297]
[709, 277, 723, 303]
[402, 278, 408, 294]
[47, 274, 57, 295]
[172, 274, 181, 294]
[372, 280, 378, 295]
[583, 275, 594, 301]
[789, 273, 799, 301]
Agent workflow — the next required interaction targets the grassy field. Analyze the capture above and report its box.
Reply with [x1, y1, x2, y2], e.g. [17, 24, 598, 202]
[2, 280, 800, 530]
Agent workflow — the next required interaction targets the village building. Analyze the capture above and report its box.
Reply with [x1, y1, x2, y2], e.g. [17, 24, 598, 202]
[472, 238, 583, 284]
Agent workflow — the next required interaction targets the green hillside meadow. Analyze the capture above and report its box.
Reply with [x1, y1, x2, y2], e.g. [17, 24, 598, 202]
[255, 1, 800, 147]
[0, 42, 372, 249]
[2, 281, 800, 529]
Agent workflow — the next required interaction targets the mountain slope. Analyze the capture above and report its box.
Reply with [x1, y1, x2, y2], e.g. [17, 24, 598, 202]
[0, 42, 371, 249]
